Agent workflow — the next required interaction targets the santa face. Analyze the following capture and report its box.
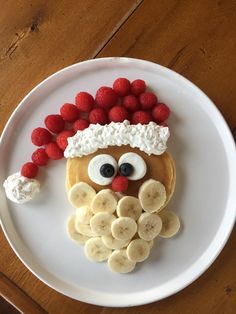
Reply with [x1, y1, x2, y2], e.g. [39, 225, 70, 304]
[66, 145, 175, 206]
[63, 120, 180, 273]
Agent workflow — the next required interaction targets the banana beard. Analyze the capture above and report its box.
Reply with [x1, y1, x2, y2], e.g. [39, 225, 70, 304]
[65, 146, 179, 273]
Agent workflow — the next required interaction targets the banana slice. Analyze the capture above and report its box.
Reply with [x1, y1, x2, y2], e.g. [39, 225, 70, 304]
[138, 212, 162, 241]
[75, 219, 96, 237]
[117, 196, 142, 221]
[90, 212, 116, 236]
[91, 189, 118, 214]
[68, 182, 96, 208]
[84, 237, 112, 262]
[108, 249, 136, 273]
[66, 215, 90, 245]
[126, 239, 150, 262]
[138, 179, 166, 213]
[111, 217, 137, 241]
[102, 234, 129, 250]
[76, 206, 94, 224]
[158, 209, 181, 238]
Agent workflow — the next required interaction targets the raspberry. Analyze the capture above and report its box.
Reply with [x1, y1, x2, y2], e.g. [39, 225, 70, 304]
[60, 103, 80, 122]
[45, 142, 64, 160]
[108, 105, 129, 122]
[31, 127, 52, 146]
[73, 119, 89, 131]
[130, 79, 146, 96]
[112, 176, 129, 192]
[56, 130, 75, 151]
[75, 92, 94, 112]
[95, 86, 118, 109]
[89, 108, 108, 125]
[113, 78, 131, 96]
[44, 114, 65, 133]
[152, 103, 171, 123]
[31, 148, 49, 166]
[122, 95, 140, 112]
[21, 162, 38, 178]
[139, 92, 158, 110]
[131, 111, 152, 124]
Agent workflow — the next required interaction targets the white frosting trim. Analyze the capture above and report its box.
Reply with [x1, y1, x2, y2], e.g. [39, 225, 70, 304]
[64, 120, 169, 158]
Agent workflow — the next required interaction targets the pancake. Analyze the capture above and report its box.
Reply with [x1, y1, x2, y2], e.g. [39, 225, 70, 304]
[66, 145, 176, 207]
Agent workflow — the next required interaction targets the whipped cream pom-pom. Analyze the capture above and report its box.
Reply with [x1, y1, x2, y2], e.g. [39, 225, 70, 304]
[64, 120, 170, 158]
[3, 172, 40, 204]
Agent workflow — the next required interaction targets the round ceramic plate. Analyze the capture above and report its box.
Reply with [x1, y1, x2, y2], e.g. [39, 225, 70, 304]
[0, 58, 236, 307]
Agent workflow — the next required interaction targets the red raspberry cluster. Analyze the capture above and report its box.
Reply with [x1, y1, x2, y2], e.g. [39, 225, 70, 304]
[21, 77, 171, 179]
[89, 78, 170, 125]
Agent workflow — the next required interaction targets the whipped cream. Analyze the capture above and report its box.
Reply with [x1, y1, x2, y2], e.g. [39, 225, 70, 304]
[3, 172, 40, 204]
[64, 120, 170, 158]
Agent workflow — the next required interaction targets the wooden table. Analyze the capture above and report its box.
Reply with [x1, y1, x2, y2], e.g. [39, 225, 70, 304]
[0, 1, 236, 313]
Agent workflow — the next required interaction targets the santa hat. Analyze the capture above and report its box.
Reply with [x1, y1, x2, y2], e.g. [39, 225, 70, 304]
[3, 79, 170, 204]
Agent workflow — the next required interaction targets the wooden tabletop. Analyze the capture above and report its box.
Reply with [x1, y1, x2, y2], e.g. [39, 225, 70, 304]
[0, 1, 236, 313]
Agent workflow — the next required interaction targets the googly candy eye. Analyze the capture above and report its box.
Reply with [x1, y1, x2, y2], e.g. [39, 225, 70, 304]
[88, 154, 117, 185]
[118, 152, 147, 180]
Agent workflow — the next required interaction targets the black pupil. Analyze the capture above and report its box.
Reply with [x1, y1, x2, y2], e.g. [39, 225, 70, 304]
[119, 163, 134, 176]
[100, 163, 115, 178]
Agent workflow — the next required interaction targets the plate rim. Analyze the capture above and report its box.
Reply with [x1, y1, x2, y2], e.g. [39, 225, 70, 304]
[0, 57, 236, 307]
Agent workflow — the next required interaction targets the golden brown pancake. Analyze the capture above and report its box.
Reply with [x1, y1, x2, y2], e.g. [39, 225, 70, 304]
[66, 146, 176, 205]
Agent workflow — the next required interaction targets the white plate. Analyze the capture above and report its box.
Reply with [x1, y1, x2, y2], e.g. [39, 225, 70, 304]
[0, 57, 236, 307]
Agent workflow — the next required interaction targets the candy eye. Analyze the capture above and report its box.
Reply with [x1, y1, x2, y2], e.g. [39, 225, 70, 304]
[88, 154, 117, 185]
[118, 153, 147, 180]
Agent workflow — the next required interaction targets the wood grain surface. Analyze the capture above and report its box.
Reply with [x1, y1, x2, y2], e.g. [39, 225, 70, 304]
[0, 1, 236, 313]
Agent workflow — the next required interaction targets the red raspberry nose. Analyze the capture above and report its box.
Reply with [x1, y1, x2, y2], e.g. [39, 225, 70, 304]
[111, 175, 129, 192]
